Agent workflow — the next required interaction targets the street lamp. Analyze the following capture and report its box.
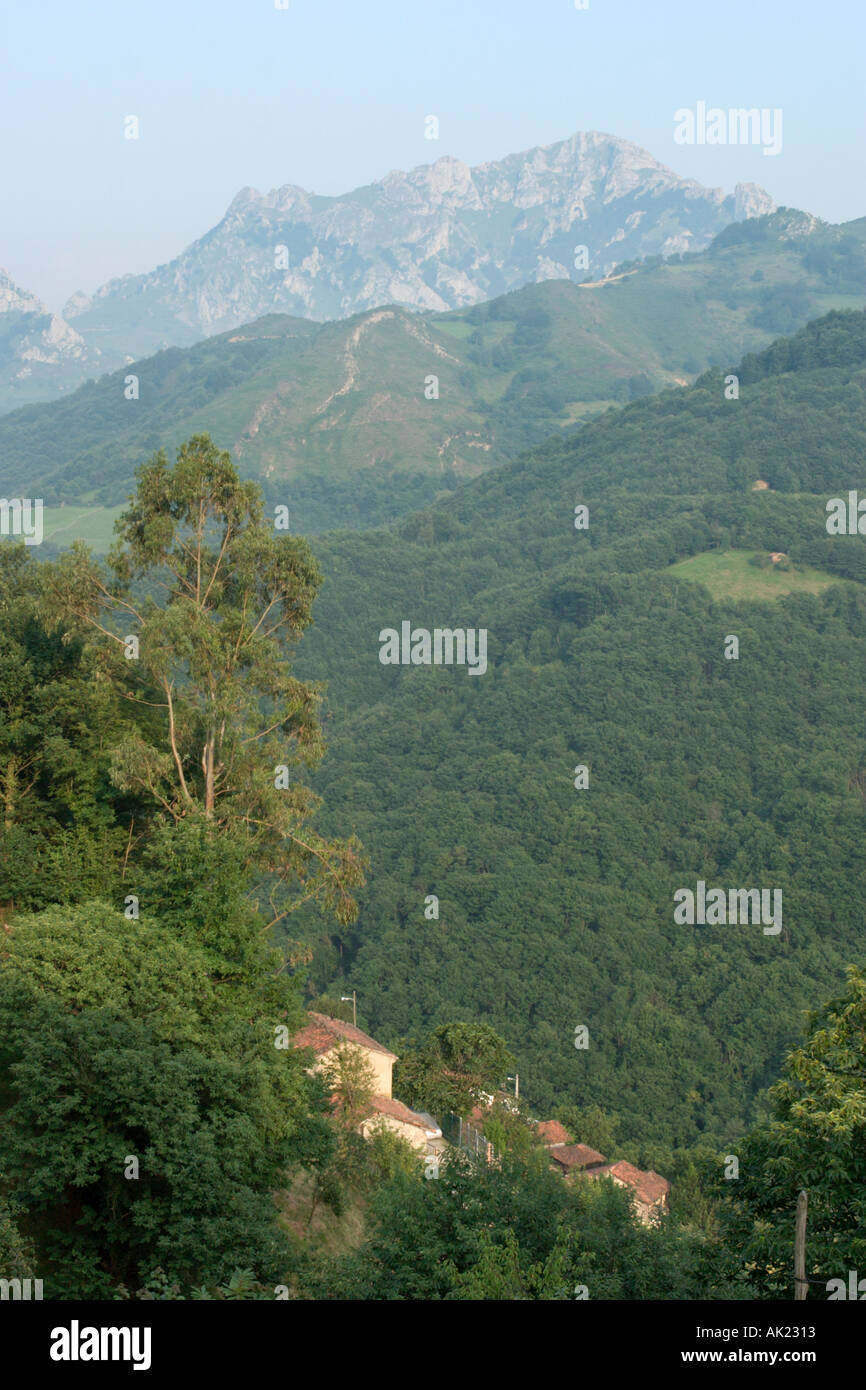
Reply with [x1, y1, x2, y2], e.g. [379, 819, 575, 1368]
[341, 992, 357, 1027]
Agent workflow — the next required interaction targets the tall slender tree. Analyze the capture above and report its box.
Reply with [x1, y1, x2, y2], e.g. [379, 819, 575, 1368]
[43, 434, 366, 937]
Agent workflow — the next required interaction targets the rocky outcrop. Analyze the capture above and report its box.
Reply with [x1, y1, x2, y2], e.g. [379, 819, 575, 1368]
[0, 268, 102, 408]
[62, 131, 777, 362]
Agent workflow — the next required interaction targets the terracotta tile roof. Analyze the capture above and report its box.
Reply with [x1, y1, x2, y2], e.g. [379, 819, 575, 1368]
[549, 1143, 607, 1171]
[537, 1120, 571, 1147]
[292, 1011, 397, 1060]
[589, 1160, 670, 1205]
[366, 1096, 441, 1134]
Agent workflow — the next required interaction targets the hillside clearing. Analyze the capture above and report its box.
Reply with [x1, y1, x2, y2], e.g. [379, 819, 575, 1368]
[668, 548, 849, 601]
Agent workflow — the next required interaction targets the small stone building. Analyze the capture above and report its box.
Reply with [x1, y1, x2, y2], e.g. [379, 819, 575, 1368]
[536, 1120, 572, 1147]
[548, 1143, 608, 1177]
[360, 1096, 443, 1153]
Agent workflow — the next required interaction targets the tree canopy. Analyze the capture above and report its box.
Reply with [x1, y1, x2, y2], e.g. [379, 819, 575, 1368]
[0, 439, 364, 1296]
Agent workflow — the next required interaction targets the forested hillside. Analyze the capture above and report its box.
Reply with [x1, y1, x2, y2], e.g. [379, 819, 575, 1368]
[2, 315, 864, 1299]
[1, 212, 864, 536]
[291, 309, 866, 1166]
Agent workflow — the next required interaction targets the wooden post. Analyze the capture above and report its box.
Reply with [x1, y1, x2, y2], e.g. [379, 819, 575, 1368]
[794, 1189, 808, 1300]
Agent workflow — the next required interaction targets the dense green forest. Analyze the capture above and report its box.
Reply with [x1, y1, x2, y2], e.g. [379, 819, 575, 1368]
[287, 310, 866, 1171]
[1, 313, 865, 1299]
[0, 445, 365, 1297]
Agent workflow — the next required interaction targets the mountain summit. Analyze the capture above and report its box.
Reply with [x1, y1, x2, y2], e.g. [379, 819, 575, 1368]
[62, 132, 775, 361]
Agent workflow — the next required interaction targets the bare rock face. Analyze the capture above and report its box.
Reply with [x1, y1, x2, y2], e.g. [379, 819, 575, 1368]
[0, 268, 46, 315]
[61, 131, 776, 361]
[733, 183, 777, 220]
[62, 290, 93, 319]
[0, 269, 100, 406]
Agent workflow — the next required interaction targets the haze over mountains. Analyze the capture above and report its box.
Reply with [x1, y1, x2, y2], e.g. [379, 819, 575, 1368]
[0, 269, 96, 410]
[0, 131, 777, 412]
[2, 207, 864, 541]
[3, 0, 865, 1312]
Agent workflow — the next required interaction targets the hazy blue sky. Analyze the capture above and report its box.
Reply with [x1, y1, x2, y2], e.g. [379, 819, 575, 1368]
[2, 0, 863, 310]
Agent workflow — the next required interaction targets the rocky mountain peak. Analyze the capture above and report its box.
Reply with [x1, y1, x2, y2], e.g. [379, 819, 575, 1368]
[0, 268, 46, 315]
[4, 130, 780, 375]
[733, 182, 779, 219]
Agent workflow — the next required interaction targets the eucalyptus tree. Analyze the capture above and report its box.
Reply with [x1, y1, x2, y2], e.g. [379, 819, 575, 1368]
[43, 434, 365, 942]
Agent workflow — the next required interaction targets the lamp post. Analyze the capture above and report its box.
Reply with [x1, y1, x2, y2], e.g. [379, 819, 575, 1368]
[341, 992, 357, 1027]
[507, 1073, 519, 1102]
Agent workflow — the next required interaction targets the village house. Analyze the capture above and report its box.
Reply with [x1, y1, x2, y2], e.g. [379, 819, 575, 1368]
[360, 1097, 444, 1154]
[587, 1160, 671, 1225]
[535, 1119, 607, 1174]
[293, 1011, 442, 1155]
[293, 1011, 397, 1097]
[536, 1119, 571, 1148]
[535, 1119, 670, 1224]
[548, 1143, 608, 1177]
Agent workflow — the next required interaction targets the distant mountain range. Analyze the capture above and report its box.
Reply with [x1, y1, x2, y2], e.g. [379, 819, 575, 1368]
[2, 207, 864, 540]
[0, 131, 777, 412]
